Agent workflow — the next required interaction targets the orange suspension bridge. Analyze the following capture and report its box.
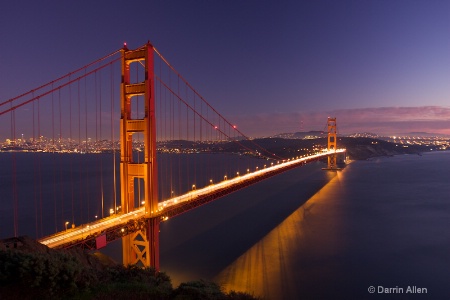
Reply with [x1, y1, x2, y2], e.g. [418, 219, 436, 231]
[0, 42, 345, 269]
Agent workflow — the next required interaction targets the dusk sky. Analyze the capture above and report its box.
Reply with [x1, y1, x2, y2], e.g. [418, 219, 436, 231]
[1, 1, 449, 137]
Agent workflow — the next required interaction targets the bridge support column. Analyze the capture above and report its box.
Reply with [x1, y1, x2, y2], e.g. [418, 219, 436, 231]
[120, 42, 159, 269]
[121, 218, 159, 268]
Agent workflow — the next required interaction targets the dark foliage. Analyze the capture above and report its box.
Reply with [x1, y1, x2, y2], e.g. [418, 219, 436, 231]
[0, 238, 259, 300]
[172, 280, 226, 300]
[171, 280, 262, 300]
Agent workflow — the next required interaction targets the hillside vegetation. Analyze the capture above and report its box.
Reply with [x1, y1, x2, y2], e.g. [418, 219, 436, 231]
[0, 236, 258, 300]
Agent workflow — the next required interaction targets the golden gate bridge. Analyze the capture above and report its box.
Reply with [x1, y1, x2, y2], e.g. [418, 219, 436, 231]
[0, 42, 345, 270]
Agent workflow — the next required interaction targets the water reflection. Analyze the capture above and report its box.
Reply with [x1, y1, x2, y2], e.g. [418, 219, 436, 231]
[215, 169, 346, 299]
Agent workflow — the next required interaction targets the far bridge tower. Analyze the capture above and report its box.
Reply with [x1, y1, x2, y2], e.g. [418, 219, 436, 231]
[325, 117, 338, 170]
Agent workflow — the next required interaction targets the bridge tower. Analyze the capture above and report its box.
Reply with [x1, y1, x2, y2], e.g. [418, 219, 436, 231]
[120, 42, 159, 269]
[326, 117, 338, 169]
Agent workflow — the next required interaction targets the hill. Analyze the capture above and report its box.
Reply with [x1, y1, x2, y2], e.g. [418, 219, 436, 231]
[210, 137, 430, 160]
[0, 236, 259, 300]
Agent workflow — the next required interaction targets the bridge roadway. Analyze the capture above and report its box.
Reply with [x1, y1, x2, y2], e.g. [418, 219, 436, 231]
[39, 149, 345, 249]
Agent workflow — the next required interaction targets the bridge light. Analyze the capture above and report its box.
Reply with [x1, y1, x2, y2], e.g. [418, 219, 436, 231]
[210, 179, 213, 184]
[65, 221, 69, 231]
[247, 169, 249, 173]
[110, 208, 114, 215]
[236, 172, 239, 176]
[224, 175, 227, 180]
[121, 228, 125, 233]
[192, 184, 196, 190]
[141, 200, 145, 205]
[233, 125, 237, 129]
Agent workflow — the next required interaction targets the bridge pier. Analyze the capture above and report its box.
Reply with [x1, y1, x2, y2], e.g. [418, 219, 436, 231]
[122, 218, 159, 269]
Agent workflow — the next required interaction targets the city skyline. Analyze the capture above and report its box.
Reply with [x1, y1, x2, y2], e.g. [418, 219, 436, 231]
[1, 1, 449, 137]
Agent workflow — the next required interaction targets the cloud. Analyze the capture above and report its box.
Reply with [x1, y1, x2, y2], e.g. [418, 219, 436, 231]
[231, 106, 450, 137]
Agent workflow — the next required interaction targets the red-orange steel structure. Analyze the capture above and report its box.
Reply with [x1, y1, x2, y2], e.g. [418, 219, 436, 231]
[120, 42, 159, 269]
[326, 117, 338, 169]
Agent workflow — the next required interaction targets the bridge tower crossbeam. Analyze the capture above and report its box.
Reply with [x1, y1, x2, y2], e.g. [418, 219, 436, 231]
[120, 42, 159, 269]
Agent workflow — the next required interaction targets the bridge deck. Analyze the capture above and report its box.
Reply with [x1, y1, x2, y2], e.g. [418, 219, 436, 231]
[38, 150, 345, 249]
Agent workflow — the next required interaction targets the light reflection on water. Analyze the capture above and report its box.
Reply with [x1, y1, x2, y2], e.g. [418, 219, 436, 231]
[213, 152, 450, 299]
[158, 161, 334, 288]
[215, 170, 346, 299]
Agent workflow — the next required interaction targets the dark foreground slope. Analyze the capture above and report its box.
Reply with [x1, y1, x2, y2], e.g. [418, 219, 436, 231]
[0, 236, 259, 300]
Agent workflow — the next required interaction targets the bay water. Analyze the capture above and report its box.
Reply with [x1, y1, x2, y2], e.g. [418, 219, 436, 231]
[1, 151, 449, 299]
[159, 151, 450, 299]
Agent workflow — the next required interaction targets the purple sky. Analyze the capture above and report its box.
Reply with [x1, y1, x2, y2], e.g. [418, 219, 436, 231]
[1, 1, 449, 137]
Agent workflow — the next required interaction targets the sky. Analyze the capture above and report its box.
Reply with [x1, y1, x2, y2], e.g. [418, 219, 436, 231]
[0, 0, 449, 137]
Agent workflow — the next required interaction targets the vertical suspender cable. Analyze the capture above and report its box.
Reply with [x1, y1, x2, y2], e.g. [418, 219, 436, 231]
[95, 70, 99, 217]
[84, 71, 89, 223]
[52, 84, 57, 232]
[111, 63, 117, 213]
[176, 77, 181, 194]
[78, 80, 83, 224]
[59, 88, 64, 230]
[32, 92, 38, 238]
[69, 77, 75, 225]
[99, 68, 104, 218]
[10, 103, 18, 237]
[191, 86, 196, 186]
[37, 94, 43, 237]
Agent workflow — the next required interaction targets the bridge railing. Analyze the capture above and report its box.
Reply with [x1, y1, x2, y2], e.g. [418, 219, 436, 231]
[38, 149, 345, 249]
